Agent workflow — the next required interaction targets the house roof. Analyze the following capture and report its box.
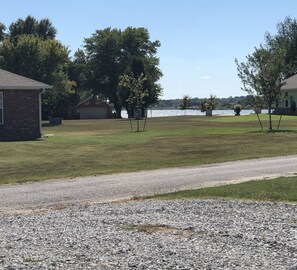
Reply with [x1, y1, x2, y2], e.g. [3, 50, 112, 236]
[77, 96, 112, 108]
[281, 74, 297, 91]
[0, 69, 52, 90]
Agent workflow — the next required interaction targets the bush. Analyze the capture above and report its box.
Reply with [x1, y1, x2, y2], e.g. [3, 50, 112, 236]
[234, 104, 242, 115]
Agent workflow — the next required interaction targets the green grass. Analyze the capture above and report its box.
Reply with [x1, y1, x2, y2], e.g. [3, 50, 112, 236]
[146, 176, 297, 202]
[1, 114, 297, 184]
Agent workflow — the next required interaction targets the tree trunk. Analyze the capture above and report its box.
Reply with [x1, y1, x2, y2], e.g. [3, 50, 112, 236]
[256, 112, 263, 130]
[127, 108, 135, 119]
[114, 104, 122, 118]
[268, 104, 272, 131]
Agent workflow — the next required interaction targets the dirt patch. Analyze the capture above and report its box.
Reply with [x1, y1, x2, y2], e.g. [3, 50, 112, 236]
[121, 224, 199, 238]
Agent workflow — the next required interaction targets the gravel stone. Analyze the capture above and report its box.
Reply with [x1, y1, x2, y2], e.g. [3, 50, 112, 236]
[0, 199, 296, 269]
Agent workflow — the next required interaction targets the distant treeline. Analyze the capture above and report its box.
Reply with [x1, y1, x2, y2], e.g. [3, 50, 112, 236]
[156, 95, 255, 110]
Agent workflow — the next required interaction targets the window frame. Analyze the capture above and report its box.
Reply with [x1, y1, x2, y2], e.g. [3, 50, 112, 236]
[0, 92, 3, 124]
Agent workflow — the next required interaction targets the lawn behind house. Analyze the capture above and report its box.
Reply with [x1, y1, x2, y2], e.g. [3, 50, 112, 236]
[1, 114, 297, 184]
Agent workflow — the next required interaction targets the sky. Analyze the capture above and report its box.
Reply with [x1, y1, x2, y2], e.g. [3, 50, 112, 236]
[1, 0, 297, 99]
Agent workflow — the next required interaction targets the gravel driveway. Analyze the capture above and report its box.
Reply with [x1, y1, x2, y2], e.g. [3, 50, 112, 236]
[0, 156, 297, 269]
[0, 200, 296, 269]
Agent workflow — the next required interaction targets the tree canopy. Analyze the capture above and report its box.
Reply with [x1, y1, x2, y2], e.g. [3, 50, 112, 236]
[119, 72, 148, 120]
[0, 16, 73, 118]
[0, 19, 163, 119]
[235, 17, 297, 130]
[9, 15, 57, 40]
[265, 17, 297, 78]
[180, 95, 192, 110]
[0, 23, 6, 41]
[83, 27, 162, 118]
[200, 94, 218, 112]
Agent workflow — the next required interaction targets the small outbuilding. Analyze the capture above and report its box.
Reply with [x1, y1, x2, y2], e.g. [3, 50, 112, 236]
[274, 74, 297, 115]
[77, 96, 113, 119]
[0, 69, 52, 141]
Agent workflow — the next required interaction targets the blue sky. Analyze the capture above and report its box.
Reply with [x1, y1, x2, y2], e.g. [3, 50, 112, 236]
[1, 0, 297, 99]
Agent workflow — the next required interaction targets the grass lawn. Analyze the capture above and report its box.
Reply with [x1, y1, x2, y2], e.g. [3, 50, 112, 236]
[146, 176, 297, 202]
[1, 114, 297, 184]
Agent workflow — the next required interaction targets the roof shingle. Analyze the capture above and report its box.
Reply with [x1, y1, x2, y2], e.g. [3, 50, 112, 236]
[0, 69, 52, 90]
[281, 74, 297, 90]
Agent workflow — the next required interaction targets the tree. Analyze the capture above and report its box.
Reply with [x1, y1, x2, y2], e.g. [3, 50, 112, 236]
[84, 27, 162, 118]
[0, 17, 73, 118]
[200, 94, 217, 113]
[9, 16, 56, 40]
[36, 18, 57, 40]
[84, 28, 123, 117]
[208, 94, 218, 110]
[121, 27, 162, 111]
[68, 49, 89, 117]
[180, 95, 192, 110]
[235, 46, 285, 130]
[0, 23, 6, 41]
[119, 73, 148, 108]
[235, 16, 297, 130]
[265, 17, 297, 78]
[119, 72, 148, 131]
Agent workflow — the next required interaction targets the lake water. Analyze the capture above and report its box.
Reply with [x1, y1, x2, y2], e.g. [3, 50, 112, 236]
[121, 109, 268, 118]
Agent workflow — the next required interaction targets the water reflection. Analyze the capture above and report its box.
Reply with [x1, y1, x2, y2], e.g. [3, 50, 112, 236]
[121, 109, 268, 118]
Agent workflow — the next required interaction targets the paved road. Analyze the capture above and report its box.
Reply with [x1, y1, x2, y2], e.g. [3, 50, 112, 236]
[1, 155, 297, 212]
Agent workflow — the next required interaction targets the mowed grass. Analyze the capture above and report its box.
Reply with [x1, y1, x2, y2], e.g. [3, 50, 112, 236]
[146, 176, 297, 202]
[1, 114, 297, 184]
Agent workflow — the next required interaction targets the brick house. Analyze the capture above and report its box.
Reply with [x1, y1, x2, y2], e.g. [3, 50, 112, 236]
[0, 69, 52, 141]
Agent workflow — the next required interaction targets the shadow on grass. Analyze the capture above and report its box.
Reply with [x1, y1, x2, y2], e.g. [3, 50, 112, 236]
[250, 129, 297, 134]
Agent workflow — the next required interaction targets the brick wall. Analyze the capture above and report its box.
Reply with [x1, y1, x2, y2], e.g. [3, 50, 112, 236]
[0, 90, 41, 141]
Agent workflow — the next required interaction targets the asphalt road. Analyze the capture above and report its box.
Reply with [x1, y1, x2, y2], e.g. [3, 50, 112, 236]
[1, 155, 297, 212]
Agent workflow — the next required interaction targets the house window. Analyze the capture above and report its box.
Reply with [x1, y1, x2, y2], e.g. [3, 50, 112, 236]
[0, 92, 3, 124]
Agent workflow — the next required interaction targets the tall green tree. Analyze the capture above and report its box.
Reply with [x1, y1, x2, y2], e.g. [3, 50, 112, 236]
[235, 17, 297, 130]
[0, 35, 73, 117]
[235, 46, 285, 130]
[84, 27, 162, 118]
[84, 28, 122, 116]
[180, 95, 192, 110]
[121, 27, 162, 110]
[0, 16, 72, 118]
[9, 16, 56, 40]
[0, 23, 6, 41]
[265, 17, 297, 78]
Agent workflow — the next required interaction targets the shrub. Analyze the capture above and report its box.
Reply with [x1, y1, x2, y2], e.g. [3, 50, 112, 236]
[234, 104, 242, 115]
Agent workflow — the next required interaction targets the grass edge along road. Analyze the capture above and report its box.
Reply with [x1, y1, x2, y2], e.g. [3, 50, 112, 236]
[146, 176, 297, 203]
[1, 114, 297, 184]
